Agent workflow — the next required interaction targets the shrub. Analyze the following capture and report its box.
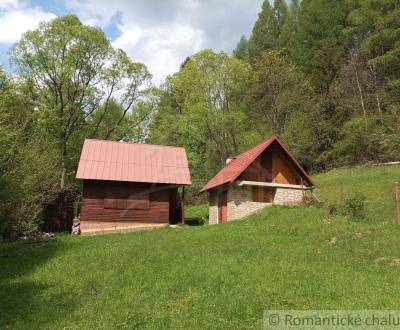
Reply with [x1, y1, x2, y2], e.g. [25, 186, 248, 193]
[344, 192, 367, 220]
[327, 202, 339, 215]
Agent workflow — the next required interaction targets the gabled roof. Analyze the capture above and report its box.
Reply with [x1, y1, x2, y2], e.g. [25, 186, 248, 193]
[76, 139, 191, 185]
[200, 135, 313, 192]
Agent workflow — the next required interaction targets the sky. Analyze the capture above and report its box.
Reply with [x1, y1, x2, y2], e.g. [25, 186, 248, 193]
[0, 0, 263, 84]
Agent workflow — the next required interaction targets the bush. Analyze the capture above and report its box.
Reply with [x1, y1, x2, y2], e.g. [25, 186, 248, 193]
[344, 192, 367, 220]
[325, 192, 367, 220]
[327, 202, 339, 215]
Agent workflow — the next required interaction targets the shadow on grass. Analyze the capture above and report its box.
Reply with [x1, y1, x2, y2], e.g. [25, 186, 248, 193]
[184, 217, 205, 226]
[0, 238, 77, 328]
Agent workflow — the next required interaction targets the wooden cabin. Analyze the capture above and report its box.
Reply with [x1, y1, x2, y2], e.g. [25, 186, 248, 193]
[76, 139, 191, 234]
[200, 136, 313, 224]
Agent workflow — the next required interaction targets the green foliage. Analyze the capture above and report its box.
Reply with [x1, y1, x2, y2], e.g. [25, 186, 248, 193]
[185, 204, 209, 220]
[248, 0, 293, 61]
[11, 15, 152, 189]
[233, 35, 249, 62]
[0, 76, 59, 237]
[327, 192, 367, 221]
[344, 192, 367, 220]
[331, 116, 388, 166]
[1, 15, 153, 237]
[149, 50, 257, 189]
[250, 50, 315, 136]
[348, 0, 400, 91]
[294, 0, 349, 93]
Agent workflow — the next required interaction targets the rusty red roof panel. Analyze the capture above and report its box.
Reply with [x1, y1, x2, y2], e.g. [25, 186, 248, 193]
[76, 139, 191, 185]
[200, 135, 313, 192]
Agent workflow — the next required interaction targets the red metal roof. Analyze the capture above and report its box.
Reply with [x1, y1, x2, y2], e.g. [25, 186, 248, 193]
[200, 135, 313, 192]
[76, 139, 191, 185]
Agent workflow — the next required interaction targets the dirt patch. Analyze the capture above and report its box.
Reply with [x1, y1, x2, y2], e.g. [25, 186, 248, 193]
[328, 236, 337, 245]
[390, 258, 400, 267]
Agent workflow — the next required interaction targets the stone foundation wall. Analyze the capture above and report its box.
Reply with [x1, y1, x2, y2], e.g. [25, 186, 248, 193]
[209, 192, 219, 224]
[227, 185, 269, 221]
[208, 184, 304, 224]
[274, 188, 303, 205]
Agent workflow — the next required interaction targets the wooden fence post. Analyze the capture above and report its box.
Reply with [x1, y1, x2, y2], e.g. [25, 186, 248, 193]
[395, 182, 400, 225]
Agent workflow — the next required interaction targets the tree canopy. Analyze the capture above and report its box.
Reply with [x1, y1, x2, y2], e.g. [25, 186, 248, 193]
[1, 2, 400, 237]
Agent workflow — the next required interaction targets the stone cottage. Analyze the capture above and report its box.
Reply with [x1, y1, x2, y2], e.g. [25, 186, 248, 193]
[200, 136, 314, 224]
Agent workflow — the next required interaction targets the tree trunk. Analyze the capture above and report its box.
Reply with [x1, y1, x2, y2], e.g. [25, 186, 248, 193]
[375, 93, 384, 125]
[60, 142, 66, 189]
[351, 53, 367, 132]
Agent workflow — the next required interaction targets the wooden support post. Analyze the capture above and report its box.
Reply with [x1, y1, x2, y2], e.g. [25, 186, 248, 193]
[181, 186, 185, 224]
[300, 178, 305, 203]
[395, 182, 400, 225]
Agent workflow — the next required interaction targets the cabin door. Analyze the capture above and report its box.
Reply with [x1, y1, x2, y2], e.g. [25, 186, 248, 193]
[218, 191, 227, 224]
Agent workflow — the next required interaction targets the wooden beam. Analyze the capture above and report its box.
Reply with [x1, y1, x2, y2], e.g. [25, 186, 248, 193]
[236, 180, 313, 190]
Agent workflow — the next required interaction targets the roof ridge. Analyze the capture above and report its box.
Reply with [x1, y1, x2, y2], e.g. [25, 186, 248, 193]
[225, 136, 275, 167]
[84, 139, 186, 150]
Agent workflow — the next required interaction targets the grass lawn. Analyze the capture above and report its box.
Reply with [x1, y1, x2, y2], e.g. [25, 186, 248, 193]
[184, 203, 208, 219]
[1, 165, 400, 329]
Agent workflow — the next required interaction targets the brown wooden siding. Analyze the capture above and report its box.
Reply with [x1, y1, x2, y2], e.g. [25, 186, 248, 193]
[81, 180, 178, 223]
[237, 143, 303, 203]
[271, 145, 299, 185]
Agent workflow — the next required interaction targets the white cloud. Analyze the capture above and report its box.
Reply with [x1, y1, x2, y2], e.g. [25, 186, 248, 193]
[0, 0, 263, 84]
[0, 2, 56, 44]
[113, 24, 204, 84]
[65, 0, 262, 85]
[113, 27, 143, 48]
[0, 0, 18, 10]
[65, 0, 117, 27]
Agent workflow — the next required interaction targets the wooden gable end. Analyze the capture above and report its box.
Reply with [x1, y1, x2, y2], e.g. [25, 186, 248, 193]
[239, 142, 303, 185]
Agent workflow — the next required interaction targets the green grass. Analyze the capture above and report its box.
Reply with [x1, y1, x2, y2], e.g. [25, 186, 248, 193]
[1, 165, 400, 329]
[185, 203, 208, 219]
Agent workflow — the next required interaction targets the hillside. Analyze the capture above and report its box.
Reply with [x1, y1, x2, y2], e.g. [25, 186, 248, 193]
[1, 165, 400, 329]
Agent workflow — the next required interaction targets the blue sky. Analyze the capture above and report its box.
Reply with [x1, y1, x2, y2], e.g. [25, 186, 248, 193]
[0, 0, 263, 84]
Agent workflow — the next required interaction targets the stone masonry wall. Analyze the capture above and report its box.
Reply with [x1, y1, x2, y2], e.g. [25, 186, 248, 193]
[208, 185, 304, 224]
[209, 192, 219, 224]
[227, 185, 269, 221]
[274, 188, 303, 206]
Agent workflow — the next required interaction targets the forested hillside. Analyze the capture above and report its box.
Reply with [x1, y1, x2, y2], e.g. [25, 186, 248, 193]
[150, 0, 400, 186]
[1, 1, 400, 237]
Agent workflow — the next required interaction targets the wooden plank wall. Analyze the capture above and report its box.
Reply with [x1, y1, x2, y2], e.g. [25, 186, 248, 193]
[81, 180, 176, 223]
[238, 142, 304, 202]
[270, 145, 300, 185]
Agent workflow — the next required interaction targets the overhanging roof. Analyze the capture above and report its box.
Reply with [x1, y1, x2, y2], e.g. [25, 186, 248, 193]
[200, 135, 313, 192]
[76, 139, 191, 185]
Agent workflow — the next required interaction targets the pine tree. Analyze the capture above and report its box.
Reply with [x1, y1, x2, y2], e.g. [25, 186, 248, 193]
[248, 0, 276, 61]
[233, 35, 249, 62]
[294, 0, 349, 93]
[348, 0, 400, 91]
[272, 0, 288, 41]
[279, 0, 300, 55]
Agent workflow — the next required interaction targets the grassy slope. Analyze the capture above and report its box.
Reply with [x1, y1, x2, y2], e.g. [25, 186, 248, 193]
[1, 165, 400, 329]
